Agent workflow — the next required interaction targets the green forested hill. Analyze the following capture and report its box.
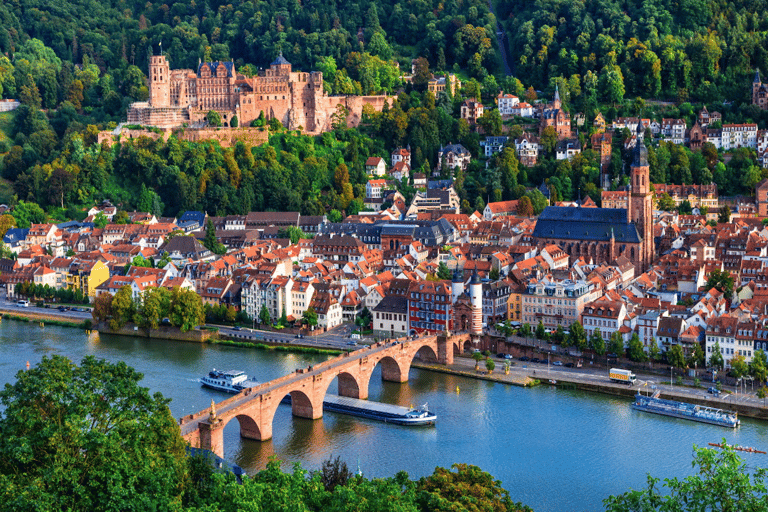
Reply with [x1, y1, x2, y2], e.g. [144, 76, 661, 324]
[499, 0, 768, 104]
[0, 0, 498, 81]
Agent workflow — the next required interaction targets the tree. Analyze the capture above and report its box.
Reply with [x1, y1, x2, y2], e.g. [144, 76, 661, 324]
[203, 219, 226, 255]
[0, 356, 187, 510]
[486, 358, 496, 374]
[139, 287, 172, 329]
[11, 201, 46, 229]
[649, 337, 661, 362]
[750, 349, 768, 384]
[705, 269, 734, 300]
[757, 386, 768, 407]
[473, 351, 484, 370]
[536, 321, 547, 339]
[517, 196, 533, 216]
[0, 215, 16, 238]
[590, 329, 606, 356]
[718, 204, 731, 223]
[553, 325, 565, 344]
[436, 262, 452, 280]
[277, 226, 308, 244]
[678, 199, 692, 215]
[93, 211, 108, 229]
[709, 340, 724, 370]
[259, 304, 271, 327]
[655, 193, 676, 211]
[230, 115, 238, 128]
[168, 286, 204, 332]
[206, 110, 222, 127]
[303, 307, 318, 329]
[627, 333, 648, 362]
[317, 455, 352, 492]
[110, 285, 135, 330]
[412, 57, 431, 92]
[689, 342, 706, 370]
[667, 344, 686, 369]
[489, 267, 500, 280]
[604, 443, 768, 511]
[520, 323, 532, 337]
[91, 293, 113, 324]
[568, 322, 587, 350]
[417, 463, 532, 512]
[608, 331, 625, 357]
[730, 354, 749, 380]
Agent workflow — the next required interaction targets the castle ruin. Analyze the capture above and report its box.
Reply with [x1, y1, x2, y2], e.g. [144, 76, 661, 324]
[127, 53, 392, 133]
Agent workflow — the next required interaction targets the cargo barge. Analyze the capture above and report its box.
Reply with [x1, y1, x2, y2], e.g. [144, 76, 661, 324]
[283, 394, 436, 426]
[631, 391, 739, 428]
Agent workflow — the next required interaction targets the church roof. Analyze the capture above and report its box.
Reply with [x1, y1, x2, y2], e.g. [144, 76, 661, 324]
[532, 207, 641, 243]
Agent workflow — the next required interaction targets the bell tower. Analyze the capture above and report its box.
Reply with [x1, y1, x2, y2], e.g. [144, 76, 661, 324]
[148, 54, 170, 108]
[629, 121, 654, 271]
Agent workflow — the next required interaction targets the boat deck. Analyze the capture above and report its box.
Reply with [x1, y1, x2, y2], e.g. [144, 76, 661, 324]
[323, 394, 415, 416]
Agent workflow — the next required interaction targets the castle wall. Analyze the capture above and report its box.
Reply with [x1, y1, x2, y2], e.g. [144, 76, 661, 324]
[98, 127, 269, 149]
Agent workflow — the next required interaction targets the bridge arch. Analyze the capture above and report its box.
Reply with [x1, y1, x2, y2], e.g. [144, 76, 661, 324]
[226, 413, 262, 441]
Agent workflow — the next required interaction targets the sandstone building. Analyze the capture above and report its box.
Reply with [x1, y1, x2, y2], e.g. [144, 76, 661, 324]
[128, 53, 391, 133]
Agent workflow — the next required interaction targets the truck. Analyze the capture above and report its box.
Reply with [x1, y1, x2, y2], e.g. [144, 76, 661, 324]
[609, 368, 637, 385]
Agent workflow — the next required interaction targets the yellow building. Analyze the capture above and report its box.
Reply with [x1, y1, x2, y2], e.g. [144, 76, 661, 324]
[593, 112, 606, 133]
[507, 282, 525, 322]
[66, 260, 110, 300]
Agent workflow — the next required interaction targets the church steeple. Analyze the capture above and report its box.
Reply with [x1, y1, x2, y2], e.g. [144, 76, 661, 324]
[629, 119, 654, 272]
[552, 84, 561, 110]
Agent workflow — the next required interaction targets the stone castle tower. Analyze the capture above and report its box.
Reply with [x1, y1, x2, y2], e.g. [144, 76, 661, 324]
[629, 121, 654, 270]
[148, 55, 170, 108]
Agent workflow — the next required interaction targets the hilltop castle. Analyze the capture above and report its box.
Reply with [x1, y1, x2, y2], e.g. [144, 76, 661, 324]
[127, 53, 391, 133]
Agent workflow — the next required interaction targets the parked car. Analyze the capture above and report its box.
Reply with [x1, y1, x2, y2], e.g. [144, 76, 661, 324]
[552, 361, 563, 366]
[233, 326, 242, 331]
[504, 354, 513, 360]
[564, 362, 575, 368]
[518, 356, 530, 361]
[16, 300, 29, 308]
[497, 353, 506, 359]
[346, 341, 358, 346]
[707, 387, 720, 396]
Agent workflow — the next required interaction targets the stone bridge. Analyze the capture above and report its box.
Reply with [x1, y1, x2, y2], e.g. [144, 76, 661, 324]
[179, 331, 468, 457]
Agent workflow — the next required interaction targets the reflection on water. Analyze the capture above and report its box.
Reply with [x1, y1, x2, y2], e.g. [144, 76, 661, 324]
[0, 322, 766, 512]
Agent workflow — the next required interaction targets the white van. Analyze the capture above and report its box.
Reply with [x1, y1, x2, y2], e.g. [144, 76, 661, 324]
[16, 300, 29, 308]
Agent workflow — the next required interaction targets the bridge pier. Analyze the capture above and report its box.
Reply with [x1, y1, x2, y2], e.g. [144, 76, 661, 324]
[438, 331, 454, 365]
[338, 371, 370, 399]
[199, 421, 225, 459]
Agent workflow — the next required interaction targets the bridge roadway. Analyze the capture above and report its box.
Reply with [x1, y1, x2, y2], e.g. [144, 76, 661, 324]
[179, 332, 467, 457]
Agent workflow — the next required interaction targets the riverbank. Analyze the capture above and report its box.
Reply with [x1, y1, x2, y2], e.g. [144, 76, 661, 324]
[1, 310, 89, 329]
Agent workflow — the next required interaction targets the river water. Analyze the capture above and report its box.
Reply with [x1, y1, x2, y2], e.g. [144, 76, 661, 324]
[2, 322, 767, 511]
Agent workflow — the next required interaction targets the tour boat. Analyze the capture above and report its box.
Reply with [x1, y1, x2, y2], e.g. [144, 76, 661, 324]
[200, 369, 260, 394]
[631, 392, 739, 428]
[283, 394, 437, 426]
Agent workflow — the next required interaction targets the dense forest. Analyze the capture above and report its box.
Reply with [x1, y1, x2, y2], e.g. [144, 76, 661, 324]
[0, 0, 768, 220]
[499, 0, 768, 105]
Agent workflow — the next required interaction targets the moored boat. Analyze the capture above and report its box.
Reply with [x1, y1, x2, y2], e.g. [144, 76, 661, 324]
[708, 442, 766, 454]
[283, 394, 437, 425]
[201, 369, 260, 394]
[631, 392, 739, 428]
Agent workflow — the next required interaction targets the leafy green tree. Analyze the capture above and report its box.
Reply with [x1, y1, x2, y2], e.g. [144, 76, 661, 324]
[259, 304, 272, 327]
[277, 226, 308, 244]
[169, 286, 204, 332]
[705, 269, 734, 300]
[757, 386, 768, 407]
[627, 333, 648, 362]
[206, 110, 222, 127]
[553, 325, 565, 344]
[303, 307, 318, 329]
[139, 287, 172, 329]
[0, 356, 187, 511]
[110, 285, 135, 330]
[485, 358, 496, 374]
[536, 321, 546, 340]
[655, 193, 676, 211]
[11, 201, 46, 228]
[519, 323, 532, 337]
[473, 351, 484, 370]
[718, 204, 731, 223]
[709, 340, 724, 370]
[730, 354, 749, 380]
[689, 342, 706, 369]
[91, 292, 113, 324]
[568, 322, 587, 350]
[649, 337, 661, 362]
[590, 329, 606, 356]
[750, 349, 768, 384]
[417, 463, 532, 512]
[604, 443, 768, 511]
[93, 211, 108, 229]
[203, 219, 226, 255]
[667, 344, 686, 369]
[436, 262, 452, 280]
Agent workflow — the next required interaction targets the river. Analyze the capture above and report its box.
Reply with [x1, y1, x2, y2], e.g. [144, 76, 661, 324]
[2, 322, 767, 511]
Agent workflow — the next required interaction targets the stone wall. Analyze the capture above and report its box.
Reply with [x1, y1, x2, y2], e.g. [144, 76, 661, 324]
[98, 127, 269, 149]
[96, 322, 217, 342]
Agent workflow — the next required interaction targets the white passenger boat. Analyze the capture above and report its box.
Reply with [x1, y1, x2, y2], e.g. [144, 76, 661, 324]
[201, 369, 260, 393]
